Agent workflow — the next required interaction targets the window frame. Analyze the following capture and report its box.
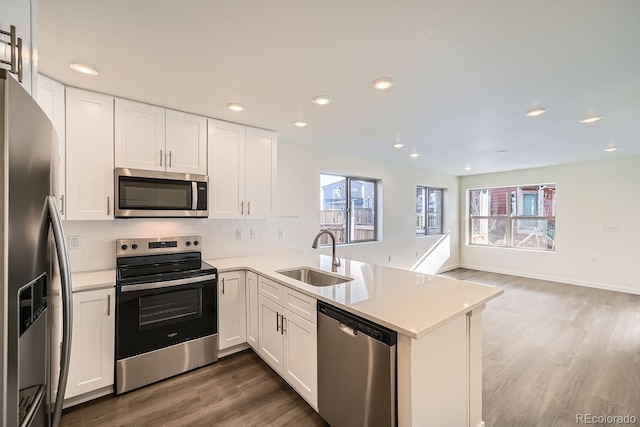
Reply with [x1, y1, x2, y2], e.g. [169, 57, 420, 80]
[416, 186, 444, 237]
[468, 184, 556, 251]
[320, 173, 378, 245]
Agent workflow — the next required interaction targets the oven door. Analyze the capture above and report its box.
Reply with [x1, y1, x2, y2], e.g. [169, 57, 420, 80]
[116, 274, 217, 360]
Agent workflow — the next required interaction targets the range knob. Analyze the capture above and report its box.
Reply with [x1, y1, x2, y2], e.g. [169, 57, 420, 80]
[132, 244, 138, 250]
[121, 244, 128, 251]
[194, 240, 199, 246]
[186, 241, 192, 247]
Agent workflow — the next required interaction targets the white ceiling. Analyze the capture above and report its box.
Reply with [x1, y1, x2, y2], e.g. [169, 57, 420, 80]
[37, 0, 640, 176]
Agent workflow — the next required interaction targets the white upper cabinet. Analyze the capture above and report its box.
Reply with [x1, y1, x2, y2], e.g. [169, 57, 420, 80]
[65, 88, 114, 220]
[208, 120, 277, 218]
[165, 110, 207, 175]
[207, 119, 245, 218]
[115, 99, 165, 171]
[115, 99, 207, 175]
[0, 1, 35, 93]
[245, 127, 277, 217]
[36, 74, 66, 218]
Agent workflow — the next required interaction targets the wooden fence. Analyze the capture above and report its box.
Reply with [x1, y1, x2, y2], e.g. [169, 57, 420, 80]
[319, 209, 374, 243]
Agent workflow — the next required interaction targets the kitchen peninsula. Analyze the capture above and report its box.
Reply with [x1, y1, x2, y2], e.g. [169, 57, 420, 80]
[209, 251, 503, 427]
[73, 250, 502, 427]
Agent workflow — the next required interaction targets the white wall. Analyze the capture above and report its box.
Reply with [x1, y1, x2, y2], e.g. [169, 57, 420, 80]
[277, 141, 460, 272]
[459, 156, 640, 294]
[64, 140, 460, 273]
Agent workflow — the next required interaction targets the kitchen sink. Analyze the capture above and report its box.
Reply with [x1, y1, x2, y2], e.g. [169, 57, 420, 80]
[276, 267, 353, 287]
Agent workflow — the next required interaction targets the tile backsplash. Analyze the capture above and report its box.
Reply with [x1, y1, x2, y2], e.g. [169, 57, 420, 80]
[62, 217, 301, 272]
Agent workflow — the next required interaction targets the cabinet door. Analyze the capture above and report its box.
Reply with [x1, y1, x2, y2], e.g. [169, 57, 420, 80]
[36, 74, 66, 218]
[283, 309, 318, 409]
[114, 98, 165, 171]
[245, 127, 277, 218]
[166, 110, 207, 175]
[66, 288, 115, 399]
[207, 119, 245, 218]
[65, 88, 114, 220]
[246, 271, 259, 350]
[0, 3, 34, 93]
[258, 295, 284, 374]
[218, 271, 247, 350]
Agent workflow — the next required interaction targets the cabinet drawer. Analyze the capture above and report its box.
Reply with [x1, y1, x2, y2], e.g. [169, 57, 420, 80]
[284, 288, 316, 325]
[258, 276, 284, 304]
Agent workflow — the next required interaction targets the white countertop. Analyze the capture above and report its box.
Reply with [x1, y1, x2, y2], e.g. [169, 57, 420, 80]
[69, 250, 503, 339]
[71, 269, 116, 292]
[206, 250, 503, 339]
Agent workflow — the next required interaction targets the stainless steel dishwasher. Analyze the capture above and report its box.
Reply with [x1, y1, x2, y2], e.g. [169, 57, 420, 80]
[317, 301, 397, 427]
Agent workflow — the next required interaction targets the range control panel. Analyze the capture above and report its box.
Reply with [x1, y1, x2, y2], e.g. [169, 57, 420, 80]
[116, 235, 202, 257]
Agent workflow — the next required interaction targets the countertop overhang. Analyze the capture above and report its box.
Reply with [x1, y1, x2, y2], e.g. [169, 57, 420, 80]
[206, 251, 503, 339]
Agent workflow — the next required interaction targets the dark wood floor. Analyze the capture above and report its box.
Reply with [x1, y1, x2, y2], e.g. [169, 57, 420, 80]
[60, 351, 327, 427]
[61, 269, 640, 426]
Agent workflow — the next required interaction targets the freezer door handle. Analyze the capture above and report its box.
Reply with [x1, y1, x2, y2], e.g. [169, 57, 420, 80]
[47, 196, 73, 427]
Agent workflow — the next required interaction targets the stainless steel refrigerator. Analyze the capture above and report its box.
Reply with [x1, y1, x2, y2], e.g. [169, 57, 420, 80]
[0, 70, 72, 427]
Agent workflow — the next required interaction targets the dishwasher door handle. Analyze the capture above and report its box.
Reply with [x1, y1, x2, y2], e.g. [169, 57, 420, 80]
[338, 322, 358, 337]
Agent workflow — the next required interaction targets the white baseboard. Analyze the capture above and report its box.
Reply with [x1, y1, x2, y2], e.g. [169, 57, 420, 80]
[474, 421, 486, 427]
[63, 385, 113, 409]
[218, 343, 250, 359]
[460, 264, 640, 296]
[436, 264, 461, 274]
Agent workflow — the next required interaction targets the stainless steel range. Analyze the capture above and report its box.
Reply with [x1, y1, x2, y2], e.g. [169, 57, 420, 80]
[115, 236, 218, 394]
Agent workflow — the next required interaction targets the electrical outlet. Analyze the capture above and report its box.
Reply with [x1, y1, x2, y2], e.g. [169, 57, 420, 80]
[388, 255, 392, 262]
[278, 230, 284, 239]
[589, 255, 597, 263]
[235, 229, 243, 240]
[68, 235, 81, 249]
[250, 229, 257, 240]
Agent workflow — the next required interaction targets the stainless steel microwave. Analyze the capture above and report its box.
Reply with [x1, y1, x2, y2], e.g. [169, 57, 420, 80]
[114, 168, 208, 218]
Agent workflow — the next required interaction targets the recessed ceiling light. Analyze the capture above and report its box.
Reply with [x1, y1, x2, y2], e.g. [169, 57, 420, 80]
[294, 121, 308, 128]
[69, 63, 98, 76]
[409, 152, 419, 158]
[392, 142, 404, 149]
[464, 165, 472, 171]
[373, 78, 394, 91]
[579, 115, 602, 124]
[603, 146, 618, 152]
[525, 108, 546, 117]
[312, 96, 332, 106]
[226, 103, 245, 112]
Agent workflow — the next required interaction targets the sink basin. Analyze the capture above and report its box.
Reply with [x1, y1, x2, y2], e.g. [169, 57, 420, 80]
[276, 267, 353, 287]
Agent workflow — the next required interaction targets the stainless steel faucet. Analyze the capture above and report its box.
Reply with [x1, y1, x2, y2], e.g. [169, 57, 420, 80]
[312, 230, 341, 271]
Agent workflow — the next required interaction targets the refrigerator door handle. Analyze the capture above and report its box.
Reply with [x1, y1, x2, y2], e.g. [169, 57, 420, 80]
[47, 196, 73, 427]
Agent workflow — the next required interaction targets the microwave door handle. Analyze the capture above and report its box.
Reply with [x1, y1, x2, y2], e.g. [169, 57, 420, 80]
[47, 196, 73, 427]
[192, 182, 198, 210]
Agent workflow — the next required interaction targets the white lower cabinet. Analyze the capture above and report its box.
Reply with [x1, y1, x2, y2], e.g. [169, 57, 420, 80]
[218, 271, 247, 350]
[246, 271, 259, 350]
[258, 295, 285, 372]
[258, 279, 317, 409]
[282, 308, 318, 408]
[66, 288, 115, 399]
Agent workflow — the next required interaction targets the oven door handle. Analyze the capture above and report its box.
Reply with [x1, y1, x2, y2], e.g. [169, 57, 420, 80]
[120, 273, 217, 292]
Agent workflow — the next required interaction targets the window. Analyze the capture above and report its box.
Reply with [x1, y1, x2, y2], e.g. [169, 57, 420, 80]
[469, 184, 556, 250]
[320, 174, 377, 245]
[416, 187, 443, 236]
